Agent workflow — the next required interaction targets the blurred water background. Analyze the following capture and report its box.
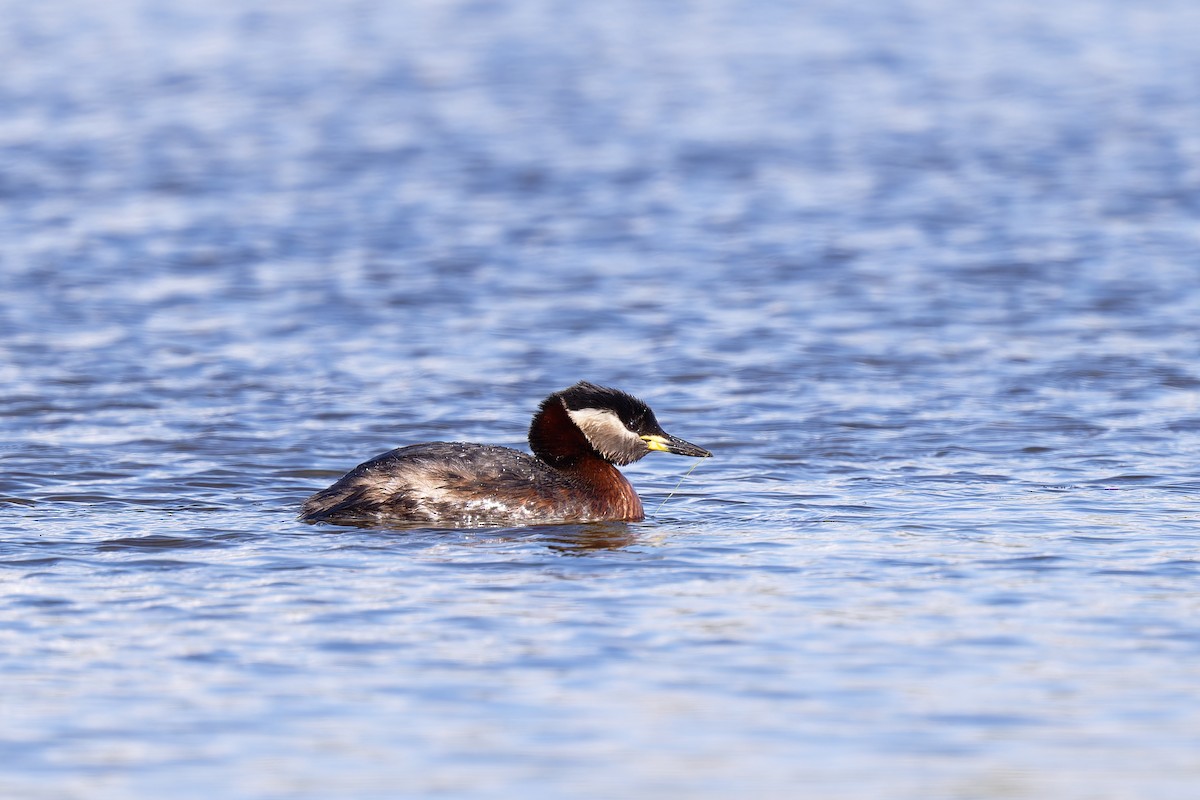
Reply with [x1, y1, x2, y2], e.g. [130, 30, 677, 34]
[3, 1, 1200, 798]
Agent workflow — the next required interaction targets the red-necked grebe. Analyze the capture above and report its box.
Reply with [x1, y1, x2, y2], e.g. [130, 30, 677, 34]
[300, 381, 711, 526]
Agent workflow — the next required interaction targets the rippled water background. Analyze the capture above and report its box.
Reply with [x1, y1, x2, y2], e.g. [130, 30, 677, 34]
[3, 1, 1200, 797]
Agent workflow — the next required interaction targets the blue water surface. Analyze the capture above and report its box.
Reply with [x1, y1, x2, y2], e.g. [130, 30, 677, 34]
[2, 1, 1200, 798]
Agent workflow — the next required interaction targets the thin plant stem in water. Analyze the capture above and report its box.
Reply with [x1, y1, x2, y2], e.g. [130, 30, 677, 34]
[652, 460, 704, 516]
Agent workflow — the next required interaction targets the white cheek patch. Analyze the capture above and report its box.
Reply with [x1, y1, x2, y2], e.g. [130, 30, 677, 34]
[567, 408, 645, 464]
[567, 407, 627, 441]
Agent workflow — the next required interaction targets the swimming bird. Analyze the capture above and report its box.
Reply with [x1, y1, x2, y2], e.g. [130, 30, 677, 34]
[300, 381, 711, 526]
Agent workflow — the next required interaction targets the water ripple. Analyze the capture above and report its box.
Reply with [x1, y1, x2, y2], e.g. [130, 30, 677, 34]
[3, 0, 1200, 798]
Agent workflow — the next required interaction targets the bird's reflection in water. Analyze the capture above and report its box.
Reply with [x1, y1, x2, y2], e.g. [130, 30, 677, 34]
[309, 518, 640, 553]
[538, 522, 640, 553]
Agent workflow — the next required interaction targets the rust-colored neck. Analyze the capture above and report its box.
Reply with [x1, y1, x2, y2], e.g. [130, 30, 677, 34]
[565, 454, 645, 522]
[529, 395, 594, 467]
[528, 393, 644, 521]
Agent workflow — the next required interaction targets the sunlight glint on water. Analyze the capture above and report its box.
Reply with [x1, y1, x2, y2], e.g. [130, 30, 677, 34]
[2, 1, 1200, 798]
